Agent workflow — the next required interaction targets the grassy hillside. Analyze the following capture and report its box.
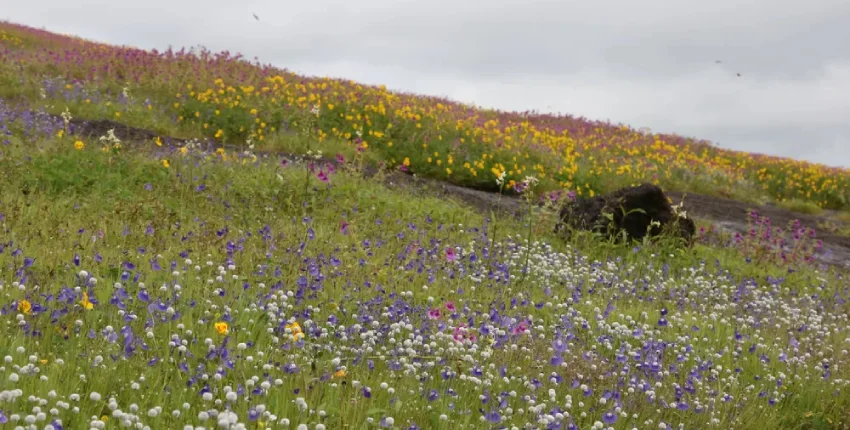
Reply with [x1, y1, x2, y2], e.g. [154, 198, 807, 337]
[1, 20, 849, 430]
[2, 21, 849, 211]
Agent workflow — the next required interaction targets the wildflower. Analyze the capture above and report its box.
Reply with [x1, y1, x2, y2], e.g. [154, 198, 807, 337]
[17, 300, 32, 315]
[80, 292, 94, 310]
[215, 322, 229, 335]
[154, 137, 162, 147]
[285, 321, 304, 341]
[162, 160, 170, 168]
[333, 369, 347, 378]
[74, 140, 84, 150]
[61, 107, 72, 127]
[427, 308, 442, 320]
[445, 247, 456, 262]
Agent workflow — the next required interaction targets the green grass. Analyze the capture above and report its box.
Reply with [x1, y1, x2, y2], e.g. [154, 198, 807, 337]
[1, 134, 848, 429]
[1, 21, 850, 430]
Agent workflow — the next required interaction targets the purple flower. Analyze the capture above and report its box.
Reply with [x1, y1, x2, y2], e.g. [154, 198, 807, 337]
[602, 411, 617, 425]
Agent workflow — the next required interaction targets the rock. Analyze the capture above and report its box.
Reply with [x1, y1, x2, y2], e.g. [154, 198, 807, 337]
[555, 183, 696, 245]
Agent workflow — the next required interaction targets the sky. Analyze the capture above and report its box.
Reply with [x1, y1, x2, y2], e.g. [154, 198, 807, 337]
[6, 0, 850, 168]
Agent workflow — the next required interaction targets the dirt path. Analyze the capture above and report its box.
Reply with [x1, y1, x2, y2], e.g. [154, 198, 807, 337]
[66, 117, 850, 270]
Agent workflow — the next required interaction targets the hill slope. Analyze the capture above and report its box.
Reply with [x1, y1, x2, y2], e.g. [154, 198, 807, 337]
[1, 20, 850, 430]
[2, 20, 849, 211]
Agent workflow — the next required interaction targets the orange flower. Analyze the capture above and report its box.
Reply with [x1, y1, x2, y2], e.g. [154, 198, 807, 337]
[215, 322, 229, 335]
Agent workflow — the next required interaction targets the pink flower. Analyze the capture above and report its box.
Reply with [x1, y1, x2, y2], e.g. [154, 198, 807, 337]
[340, 220, 349, 235]
[452, 326, 465, 342]
[317, 170, 329, 183]
[445, 247, 456, 263]
[428, 308, 441, 320]
[336, 153, 345, 164]
[452, 324, 477, 343]
[512, 321, 529, 335]
[445, 301, 456, 312]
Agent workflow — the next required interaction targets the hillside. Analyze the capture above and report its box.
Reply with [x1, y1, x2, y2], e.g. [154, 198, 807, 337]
[1, 20, 850, 430]
[2, 21, 849, 211]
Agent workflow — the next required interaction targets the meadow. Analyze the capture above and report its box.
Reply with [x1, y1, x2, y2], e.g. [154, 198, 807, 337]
[1, 20, 850, 430]
[2, 22, 850, 211]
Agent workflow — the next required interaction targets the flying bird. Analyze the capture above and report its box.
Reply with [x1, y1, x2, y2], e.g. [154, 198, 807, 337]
[715, 60, 722, 64]
[736, 73, 741, 77]
[253, 13, 259, 21]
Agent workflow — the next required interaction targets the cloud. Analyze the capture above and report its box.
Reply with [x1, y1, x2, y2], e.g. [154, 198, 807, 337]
[6, 0, 850, 167]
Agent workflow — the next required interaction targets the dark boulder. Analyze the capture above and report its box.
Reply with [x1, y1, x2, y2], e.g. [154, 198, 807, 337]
[555, 183, 696, 245]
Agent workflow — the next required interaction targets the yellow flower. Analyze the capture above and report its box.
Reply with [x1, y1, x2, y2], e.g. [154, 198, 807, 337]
[333, 369, 347, 378]
[162, 159, 170, 168]
[180, 147, 189, 155]
[215, 129, 224, 139]
[285, 321, 304, 341]
[80, 292, 94, 310]
[154, 136, 162, 147]
[114, 111, 121, 118]
[57, 130, 64, 138]
[17, 299, 32, 315]
[215, 322, 229, 335]
[403, 157, 411, 167]
[74, 140, 84, 150]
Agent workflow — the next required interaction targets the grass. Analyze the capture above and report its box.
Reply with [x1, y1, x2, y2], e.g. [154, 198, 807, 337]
[2, 21, 850, 211]
[0, 20, 849, 430]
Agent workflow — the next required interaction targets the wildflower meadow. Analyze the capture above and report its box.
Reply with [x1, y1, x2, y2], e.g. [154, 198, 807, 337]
[1, 20, 850, 430]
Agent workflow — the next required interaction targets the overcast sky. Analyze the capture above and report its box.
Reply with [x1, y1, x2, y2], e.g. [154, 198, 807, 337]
[6, 0, 850, 168]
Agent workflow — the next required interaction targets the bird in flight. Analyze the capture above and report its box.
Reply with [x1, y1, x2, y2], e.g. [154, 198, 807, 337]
[253, 13, 259, 21]
[715, 60, 722, 64]
[736, 73, 741, 77]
